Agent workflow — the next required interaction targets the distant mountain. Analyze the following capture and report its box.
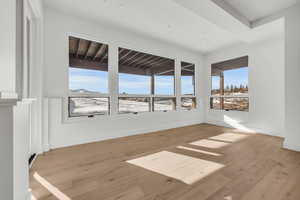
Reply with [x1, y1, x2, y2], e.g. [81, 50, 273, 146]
[70, 89, 102, 94]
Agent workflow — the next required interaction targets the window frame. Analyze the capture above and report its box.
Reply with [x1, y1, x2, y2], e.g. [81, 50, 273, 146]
[67, 35, 111, 118]
[210, 56, 249, 112]
[65, 34, 200, 121]
[118, 47, 177, 114]
[180, 61, 197, 111]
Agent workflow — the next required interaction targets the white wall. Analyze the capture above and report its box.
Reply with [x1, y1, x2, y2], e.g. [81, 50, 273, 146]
[0, 0, 44, 199]
[24, 0, 45, 155]
[284, 4, 300, 151]
[0, 100, 31, 200]
[204, 38, 285, 137]
[44, 9, 205, 149]
[0, 104, 14, 200]
[0, 0, 29, 199]
[13, 101, 32, 200]
[0, 0, 16, 96]
[48, 98, 203, 148]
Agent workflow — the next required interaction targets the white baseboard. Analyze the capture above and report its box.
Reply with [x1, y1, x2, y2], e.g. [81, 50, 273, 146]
[43, 143, 50, 152]
[283, 140, 300, 152]
[205, 119, 283, 137]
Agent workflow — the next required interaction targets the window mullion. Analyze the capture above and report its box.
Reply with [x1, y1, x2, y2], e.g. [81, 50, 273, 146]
[109, 44, 118, 115]
[220, 72, 224, 110]
[151, 74, 155, 112]
[175, 58, 181, 110]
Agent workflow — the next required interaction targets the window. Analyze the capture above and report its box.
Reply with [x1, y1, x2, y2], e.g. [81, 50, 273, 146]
[118, 97, 150, 114]
[119, 73, 151, 95]
[210, 97, 221, 110]
[210, 56, 249, 112]
[67, 38, 199, 118]
[223, 97, 249, 111]
[154, 67, 175, 96]
[211, 75, 220, 96]
[181, 62, 196, 110]
[68, 36, 109, 117]
[153, 98, 176, 112]
[118, 47, 176, 113]
[181, 62, 195, 95]
[69, 97, 109, 117]
[181, 97, 196, 110]
[69, 68, 108, 93]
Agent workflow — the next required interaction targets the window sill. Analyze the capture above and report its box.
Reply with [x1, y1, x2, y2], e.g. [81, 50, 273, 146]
[209, 109, 249, 113]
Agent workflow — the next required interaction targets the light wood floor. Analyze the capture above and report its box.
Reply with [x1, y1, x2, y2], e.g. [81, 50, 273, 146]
[30, 124, 300, 200]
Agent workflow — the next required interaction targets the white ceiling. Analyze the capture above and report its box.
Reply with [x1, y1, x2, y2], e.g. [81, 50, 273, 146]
[223, 0, 300, 21]
[43, 0, 285, 53]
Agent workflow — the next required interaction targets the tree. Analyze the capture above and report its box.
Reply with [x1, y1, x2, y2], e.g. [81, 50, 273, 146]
[230, 84, 234, 92]
[239, 84, 244, 93]
[234, 86, 238, 93]
[225, 85, 230, 91]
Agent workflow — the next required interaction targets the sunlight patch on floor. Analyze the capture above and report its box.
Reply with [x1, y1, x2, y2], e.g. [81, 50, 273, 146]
[127, 151, 224, 185]
[209, 133, 249, 143]
[190, 139, 230, 149]
[176, 146, 222, 156]
[33, 172, 71, 200]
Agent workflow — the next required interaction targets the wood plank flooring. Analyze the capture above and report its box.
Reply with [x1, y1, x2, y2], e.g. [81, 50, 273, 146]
[30, 124, 300, 200]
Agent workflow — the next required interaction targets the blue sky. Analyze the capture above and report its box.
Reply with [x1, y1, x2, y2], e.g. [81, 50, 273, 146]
[70, 67, 247, 93]
[70, 67, 194, 95]
[211, 67, 248, 90]
[69, 68, 108, 93]
[181, 76, 194, 95]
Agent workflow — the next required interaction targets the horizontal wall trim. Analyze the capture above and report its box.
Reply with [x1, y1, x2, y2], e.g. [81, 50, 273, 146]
[0, 92, 18, 106]
[0, 91, 18, 99]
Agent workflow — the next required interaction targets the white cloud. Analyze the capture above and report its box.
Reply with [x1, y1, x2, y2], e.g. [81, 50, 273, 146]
[70, 75, 107, 85]
[119, 80, 150, 89]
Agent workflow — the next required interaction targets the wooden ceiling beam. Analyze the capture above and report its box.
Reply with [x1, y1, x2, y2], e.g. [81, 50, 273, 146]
[84, 41, 92, 59]
[155, 65, 194, 76]
[75, 39, 82, 58]
[126, 53, 148, 66]
[181, 65, 195, 72]
[140, 57, 162, 68]
[93, 44, 107, 60]
[182, 63, 194, 68]
[70, 58, 108, 71]
[181, 68, 194, 72]
[119, 65, 150, 76]
[118, 48, 126, 55]
[119, 50, 132, 62]
[149, 58, 171, 67]
[121, 52, 140, 65]
[156, 69, 174, 76]
[99, 52, 108, 63]
[70, 57, 150, 76]
[147, 59, 173, 69]
[131, 55, 155, 67]
[211, 56, 248, 71]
